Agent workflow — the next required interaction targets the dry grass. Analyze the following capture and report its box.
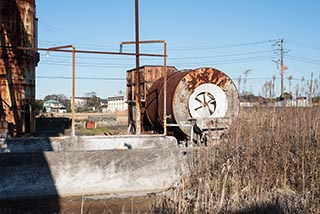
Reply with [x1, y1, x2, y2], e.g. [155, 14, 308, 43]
[152, 107, 320, 214]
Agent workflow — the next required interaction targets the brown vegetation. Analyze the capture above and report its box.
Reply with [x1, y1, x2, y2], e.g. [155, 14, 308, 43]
[153, 107, 320, 214]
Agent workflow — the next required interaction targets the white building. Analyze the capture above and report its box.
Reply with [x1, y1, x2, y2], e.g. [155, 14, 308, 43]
[73, 97, 88, 109]
[107, 95, 127, 112]
[43, 99, 67, 113]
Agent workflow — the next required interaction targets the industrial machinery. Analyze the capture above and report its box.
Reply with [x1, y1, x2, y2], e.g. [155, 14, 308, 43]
[127, 66, 240, 144]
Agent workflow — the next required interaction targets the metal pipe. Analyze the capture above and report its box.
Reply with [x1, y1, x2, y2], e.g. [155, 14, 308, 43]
[120, 40, 168, 136]
[121, 40, 166, 45]
[48, 45, 74, 51]
[163, 41, 167, 136]
[71, 46, 76, 137]
[47, 45, 76, 137]
[45, 45, 76, 137]
[17, 45, 77, 137]
[135, 0, 141, 134]
[15, 44, 168, 137]
[14, 47, 165, 57]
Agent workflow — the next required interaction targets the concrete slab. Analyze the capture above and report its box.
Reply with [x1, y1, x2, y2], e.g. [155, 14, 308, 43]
[0, 147, 192, 199]
[0, 135, 178, 153]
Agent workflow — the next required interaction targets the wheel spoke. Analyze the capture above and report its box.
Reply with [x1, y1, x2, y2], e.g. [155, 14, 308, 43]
[195, 106, 203, 111]
[191, 90, 217, 116]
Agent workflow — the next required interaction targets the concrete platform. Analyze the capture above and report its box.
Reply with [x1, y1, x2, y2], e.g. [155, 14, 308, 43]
[1, 135, 178, 152]
[0, 135, 192, 200]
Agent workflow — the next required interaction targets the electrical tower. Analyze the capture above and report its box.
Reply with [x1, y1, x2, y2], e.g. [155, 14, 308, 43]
[273, 39, 288, 97]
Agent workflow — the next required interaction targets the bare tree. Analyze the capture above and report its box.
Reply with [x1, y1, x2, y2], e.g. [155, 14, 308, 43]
[288, 75, 293, 95]
[243, 69, 251, 95]
[295, 83, 299, 98]
[272, 74, 276, 98]
[317, 74, 320, 96]
[301, 76, 305, 97]
[237, 75, 241, 94]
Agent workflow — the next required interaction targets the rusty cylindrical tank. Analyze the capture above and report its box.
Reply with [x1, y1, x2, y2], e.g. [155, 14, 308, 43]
[145, 67, 239, 141]
[0, 0, 38, 136]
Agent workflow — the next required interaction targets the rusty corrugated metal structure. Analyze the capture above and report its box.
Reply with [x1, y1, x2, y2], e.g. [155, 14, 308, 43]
[0, 0, 38, 136]
[145, 67, 239, 141]
[126, 65, 177, 133]
[127, 66, 240, 142]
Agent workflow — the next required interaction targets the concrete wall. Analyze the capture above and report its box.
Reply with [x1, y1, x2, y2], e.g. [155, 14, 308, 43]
[0, 147, 191, 199]
[1, 135, 178, 152]
[0, 135, 192, 200]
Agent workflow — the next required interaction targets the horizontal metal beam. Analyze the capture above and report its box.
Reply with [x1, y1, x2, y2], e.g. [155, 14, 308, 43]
[2, 46, 165, 57]
[120, 40, 166, 45]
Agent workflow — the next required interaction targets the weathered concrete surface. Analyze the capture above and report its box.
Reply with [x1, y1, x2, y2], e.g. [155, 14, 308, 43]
[0, 135, 177, 153]
[0, 147, 191, 200]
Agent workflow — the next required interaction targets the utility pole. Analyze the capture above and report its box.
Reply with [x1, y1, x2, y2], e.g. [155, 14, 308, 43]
[274, 39, 288, 98]
[280, 39, 284, 97]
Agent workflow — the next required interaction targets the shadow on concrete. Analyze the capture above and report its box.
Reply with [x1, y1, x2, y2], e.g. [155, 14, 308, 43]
[0, 147, 60, 213]
[0, 157, 60, 213]
[0, 0, 60, 212]
[36, 117, 71, 137]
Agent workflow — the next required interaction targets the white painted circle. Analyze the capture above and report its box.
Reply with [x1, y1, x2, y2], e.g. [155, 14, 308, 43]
[188, 83, 228, 118]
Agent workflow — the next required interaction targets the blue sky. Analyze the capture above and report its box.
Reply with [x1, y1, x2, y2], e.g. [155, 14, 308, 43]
[35, 0, 320, 99]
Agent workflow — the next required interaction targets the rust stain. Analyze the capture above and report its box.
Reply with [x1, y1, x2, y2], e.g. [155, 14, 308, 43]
[0, 0, 37, 136]
[183, 67, 231, 91]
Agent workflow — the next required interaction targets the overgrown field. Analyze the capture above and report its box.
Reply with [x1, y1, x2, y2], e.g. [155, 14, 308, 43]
[153, 107, 320, 214]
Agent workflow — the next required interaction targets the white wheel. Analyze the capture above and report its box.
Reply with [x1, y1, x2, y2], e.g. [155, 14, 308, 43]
[188, 83, 228, 118]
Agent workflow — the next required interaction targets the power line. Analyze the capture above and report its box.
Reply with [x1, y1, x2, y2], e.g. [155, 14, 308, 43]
[171, 55, 273, 66]
[40, 49, 274, 61]
[287, 55, 320, 66]
[39, 39, 275, 52]
[169, 50, 273, 60]
[286, 39, 320, 52]
[39, 55, 274, 68]
[163, 39, 276, 51]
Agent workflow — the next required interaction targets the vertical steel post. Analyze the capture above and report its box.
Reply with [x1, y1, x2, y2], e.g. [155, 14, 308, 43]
[46, 45, 76, 137]
[135, 0, 141, 134]
[120, 39, 167, 135]
[163, 41, 167, 135]
[71, 46, 76, 137]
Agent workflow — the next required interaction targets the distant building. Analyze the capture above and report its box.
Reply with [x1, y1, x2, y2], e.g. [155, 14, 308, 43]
[74, 97, 88, 109]
[107, 95, 127, 112]
[239, 94, 265, 107]
[99, 99, 108, 113]
[43, 100, 66, 113]
[275, 96, 309, 107]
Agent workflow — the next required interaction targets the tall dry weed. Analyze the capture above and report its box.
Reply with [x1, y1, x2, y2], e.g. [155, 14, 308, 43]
[152, 107, 320, 214]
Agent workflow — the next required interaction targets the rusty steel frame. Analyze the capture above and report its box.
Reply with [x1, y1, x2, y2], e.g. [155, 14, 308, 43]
[8, 45, 165, 137]
[46, 45, 76, 137]
[16, 47, 164, 57]
[120, 40, 168, 136]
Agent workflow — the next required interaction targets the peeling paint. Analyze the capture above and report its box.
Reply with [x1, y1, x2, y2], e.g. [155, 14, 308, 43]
[0, 0, 37, 136]
[145, 67, 239, 140]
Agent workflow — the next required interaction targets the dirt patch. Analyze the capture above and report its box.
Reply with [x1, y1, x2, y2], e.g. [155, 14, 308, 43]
[0, 195, 157, 214]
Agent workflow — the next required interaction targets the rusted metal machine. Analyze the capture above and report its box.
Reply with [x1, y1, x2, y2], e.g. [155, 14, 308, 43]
[127, 66, 240, 144]
[126, 65, 178, 133]
[0, 0, 38, 136]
